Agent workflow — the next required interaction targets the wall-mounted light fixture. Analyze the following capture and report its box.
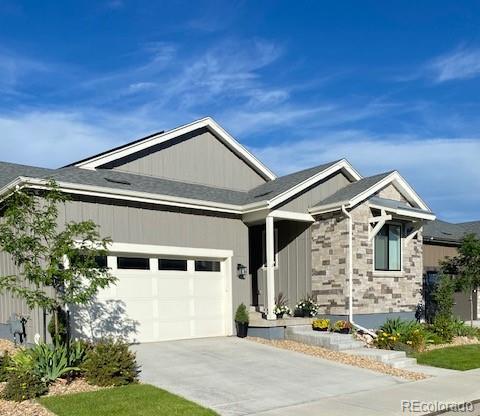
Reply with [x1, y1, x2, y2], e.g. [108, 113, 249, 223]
[237, 263, 248, 279]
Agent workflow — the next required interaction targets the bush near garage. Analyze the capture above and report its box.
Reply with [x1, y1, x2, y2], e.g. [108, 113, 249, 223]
[82, 338, 140, 387]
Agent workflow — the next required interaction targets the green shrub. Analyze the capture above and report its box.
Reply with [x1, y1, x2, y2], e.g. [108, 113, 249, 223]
[430, 316, 456, 342]
[375, 319, 433, 352]
[0, 352, 11, 382]
[8, 348, 34, 374]
[82, 339, 139, 387]
[1, 371, 47, 402]
[48, 307, 69, 345]
[235, 303, 249, 324]
[30, 342, 81, 383]
[433, 275, 455, 320]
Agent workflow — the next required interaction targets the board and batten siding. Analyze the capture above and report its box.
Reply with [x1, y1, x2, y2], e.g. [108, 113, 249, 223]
[0, 251, 53, 342]
[423, 242, 458, 271]
[58, 197, 251, 318]
[250, 221, 312, 309]
[100, 129, 267, 192]
[278, 172, 351, 213]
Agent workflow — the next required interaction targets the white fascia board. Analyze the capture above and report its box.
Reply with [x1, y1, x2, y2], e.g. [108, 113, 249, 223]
[349, 171, 431, 212]
[6, 177, 244, 215]
[268, 159, 362, 210]
[308, 201, 348, 215]
[368, 202, 436, 221]
[269, 210, 315, 222]
[75, 117, 277, 181]
[107, 242, 233, 259]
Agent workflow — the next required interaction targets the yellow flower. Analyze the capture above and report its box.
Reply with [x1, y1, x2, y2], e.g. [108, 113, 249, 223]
[406, 341, 412, 345]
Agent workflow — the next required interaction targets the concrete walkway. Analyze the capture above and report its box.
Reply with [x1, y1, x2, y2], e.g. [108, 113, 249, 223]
[133, 337, 407, 416]
[253, 369, 480, 416]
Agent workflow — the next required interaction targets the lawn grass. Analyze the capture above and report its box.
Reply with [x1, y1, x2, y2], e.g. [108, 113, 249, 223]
[414, 344, 480, 371]
[39, 384, 218, 416]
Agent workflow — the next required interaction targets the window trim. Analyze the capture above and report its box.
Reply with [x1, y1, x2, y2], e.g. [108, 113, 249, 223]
[373, 222, 403, 273]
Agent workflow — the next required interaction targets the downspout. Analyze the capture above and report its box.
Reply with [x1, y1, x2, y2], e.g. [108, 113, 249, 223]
[341, 205, 376, 338]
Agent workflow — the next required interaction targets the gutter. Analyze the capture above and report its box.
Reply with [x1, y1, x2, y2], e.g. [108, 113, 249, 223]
[341, 205, 377, 338]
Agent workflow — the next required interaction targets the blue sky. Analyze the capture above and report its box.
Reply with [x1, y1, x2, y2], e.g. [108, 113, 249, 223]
[0, 1, 479, 222]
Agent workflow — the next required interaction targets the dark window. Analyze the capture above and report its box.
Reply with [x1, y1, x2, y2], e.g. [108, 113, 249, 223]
[69, 252, 107, 269]
[158, 258, 187, 271]
[117, 256, 150, 270]
[374, 224, 401, 271]
[195, 260, 221, 272]
[94, 256, 108, 268]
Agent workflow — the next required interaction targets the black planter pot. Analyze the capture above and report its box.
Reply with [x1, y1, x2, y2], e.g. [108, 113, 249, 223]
[338, 328, 350, 334]
[276, 313, 284, 319]
[312, 327, 328, 332]
[236, 321, 249, 338]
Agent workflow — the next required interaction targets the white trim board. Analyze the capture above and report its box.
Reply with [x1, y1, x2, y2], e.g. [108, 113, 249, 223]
[310, 171, 434, 216]
[72, 117, 277, 181]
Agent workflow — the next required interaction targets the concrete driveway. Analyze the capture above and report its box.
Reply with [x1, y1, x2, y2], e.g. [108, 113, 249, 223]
[133, 337, 407, 416]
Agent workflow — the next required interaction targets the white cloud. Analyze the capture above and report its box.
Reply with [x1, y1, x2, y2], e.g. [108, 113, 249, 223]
[252, 132, 480, 222]
[429, 47, 480, 82]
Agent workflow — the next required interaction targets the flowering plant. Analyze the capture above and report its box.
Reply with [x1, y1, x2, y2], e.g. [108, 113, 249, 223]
[295, 296, 319, 317]
[312, 319, 330, 331]
[333, 320, 352, 333]
[274, 305, 291, 317]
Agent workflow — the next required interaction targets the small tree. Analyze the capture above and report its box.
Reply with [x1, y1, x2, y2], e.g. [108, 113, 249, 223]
[442, 234, 480, 326]
[432, 274, 455, 320]
[0, 180, 116, 341]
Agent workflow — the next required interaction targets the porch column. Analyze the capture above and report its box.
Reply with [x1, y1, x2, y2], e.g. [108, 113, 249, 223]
[265, 215, 276, 320]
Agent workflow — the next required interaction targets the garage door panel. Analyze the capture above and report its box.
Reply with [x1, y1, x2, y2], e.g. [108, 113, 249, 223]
[193, 277, 224, 297]
[193, 300, 224, 318]
[85, 250, 230, 343]
[157, 299, 191, 320]
[193, 319, 226, 337]
[114, 276, 154, 298]
[156, 277, 191, 296]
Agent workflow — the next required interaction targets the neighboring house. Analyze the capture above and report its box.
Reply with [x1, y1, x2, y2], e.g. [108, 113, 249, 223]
[423, 220, 480, 321]
[0, 117, 436, 342]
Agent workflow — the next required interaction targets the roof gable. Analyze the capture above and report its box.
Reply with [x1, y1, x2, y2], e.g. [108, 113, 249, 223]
[68, 117, 276, 182]
[311, 170, 432, 214]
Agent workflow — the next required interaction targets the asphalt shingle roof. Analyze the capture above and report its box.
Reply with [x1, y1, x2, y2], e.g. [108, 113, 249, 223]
[423, 220, 470, 243]
[313, 171, 394, 207]
[0, 160, 346, 207]
[246, 160, 340, 202]
[368, 196, 429, 214]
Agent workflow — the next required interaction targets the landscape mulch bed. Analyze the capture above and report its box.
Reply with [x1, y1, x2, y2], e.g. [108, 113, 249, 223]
[0, 378, 105, 416]
[249, 337, 429, 381]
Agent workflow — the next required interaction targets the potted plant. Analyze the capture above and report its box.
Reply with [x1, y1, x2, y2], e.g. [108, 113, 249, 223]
[235, 303, 249, 338]
[294, 296, 319, 318]
[274, 292, 291, 319]
[333, 320, 352, 334]
[312, 319, 330, 331]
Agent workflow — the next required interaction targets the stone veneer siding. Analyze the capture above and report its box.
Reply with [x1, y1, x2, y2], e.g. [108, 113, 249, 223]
[312, 200, 423, 316]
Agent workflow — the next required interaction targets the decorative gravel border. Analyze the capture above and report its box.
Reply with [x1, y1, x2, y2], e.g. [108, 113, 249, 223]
[249, 337, 429, 381]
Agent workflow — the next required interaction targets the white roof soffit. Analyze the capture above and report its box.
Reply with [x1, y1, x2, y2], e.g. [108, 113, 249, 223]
[309, 171, 432, 215]
[73, 117, 277, 181]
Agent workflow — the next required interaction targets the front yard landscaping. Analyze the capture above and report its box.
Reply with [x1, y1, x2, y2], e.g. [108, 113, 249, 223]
[414, 344, 480, 371]
[39, 384, 218, 416]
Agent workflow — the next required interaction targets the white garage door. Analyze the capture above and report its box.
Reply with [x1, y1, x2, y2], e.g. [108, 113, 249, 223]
[94, 246, 232, 343]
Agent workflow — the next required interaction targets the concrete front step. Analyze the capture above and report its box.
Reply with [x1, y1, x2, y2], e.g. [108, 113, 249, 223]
[286, 326, 419, 369]
[285, 326, 365, 351]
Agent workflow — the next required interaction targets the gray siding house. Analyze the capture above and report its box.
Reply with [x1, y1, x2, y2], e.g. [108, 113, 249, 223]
[0, 117, 435, 342]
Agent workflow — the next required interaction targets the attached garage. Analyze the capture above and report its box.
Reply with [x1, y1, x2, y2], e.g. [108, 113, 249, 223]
[90, 244, 233, 343]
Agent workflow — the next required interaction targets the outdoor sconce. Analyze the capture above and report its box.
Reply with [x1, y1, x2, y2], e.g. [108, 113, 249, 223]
[237, 264, 248, 279]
